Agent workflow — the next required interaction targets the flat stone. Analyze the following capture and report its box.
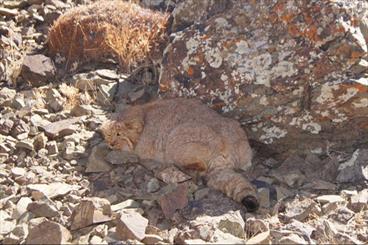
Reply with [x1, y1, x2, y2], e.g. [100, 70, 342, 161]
[21, 54, 56, 86]
[96, 69, 119, 80]
[11, 119, 30, 137]
[30, 114, 50, 129]
[340, 189, 358, 197]
[27, 201, 59, 218]
[111, 199, 140, 212]
[86, 143, 112, 173]
[28, 0, 45, 5]
[0, 87, 16, 107]
[302, 180, 337, 191]
[16, 139, 34, 151]
[244, 218, 269, 241]
[90, 235, 106, 244]
[142, 234, 163, 244]
[46, 141, 58, 155]
[12, 96, 26, 109]
[46, 89, 65, 112]
[26, 219, 71, 244]
[158, 183, 188, 219]
[0, 210, 11, 220]
[27, 182, 79, 199]
[0, 119, 14, 134]
[96, 83, 116, 106]
[322, 202, 339, 215]
[62, 140, 77, 160]
[41, 117, 82, 138]
[13, 197, 32, 219]
[33, 133, 48, 151]
[193, 188, 210, 201]
[0, 7, 18, 16]
[3, 233, 21, 244]
[282, 197, 321, 222]
[349, 189, 368, 212]
[184, 239, 209, 244]
[217, 210, 245, 239]
[322, 219, 363, 244]
[245, 230, 270, 244]
[73, 73, 112, 91]
[283, 219, 315, 242]
[146, 178, 160, 193]
[128, 88, 146, 103]
[116, 210, 148, 241]
[328, 207, 355, 223]
[11, 224, 28, 240]
[70, 197, 112, 230]
[0, 219, 16, 235]
[279, 234, 307, 244]
[71, 104, 94, 116]
[32, 109, 50, 115]
[11, 167, 26, 177]
[283, 172, 306, 188]
[257, 187, 270, 209]
[156, 166, 191, 184]
[337, 149, 368, 183]
[0, 143, 11, 153]
[105, 150, 139, 165]
[316, 195, 345, 204]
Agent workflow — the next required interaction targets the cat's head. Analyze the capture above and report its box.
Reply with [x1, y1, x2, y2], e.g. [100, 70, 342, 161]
[100, 118, 143, 151]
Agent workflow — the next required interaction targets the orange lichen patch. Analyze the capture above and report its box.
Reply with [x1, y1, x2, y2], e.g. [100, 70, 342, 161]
[288, 24, 301, 37]
[48, 0, 169, 71]
[281, 13, 295, 23]
[351, 51, 364, 59]
[266, 12, 279, 24]
[187, 66, 194, 77]
[303, 13, 313, 25]
[159, 83, 170, 92]
[272, 1, 285, 14]
[339, 83, 368, 93]
[351, 17, 360, 27]
[313, 59, 334, 79]
[335, 43, 364, 62]
[196, 53, 205, 64]
[303, 25, 320, 43]
[201, 34, 210, 41]
[333, 24, 346, 34]
[223, 40, 235, 49]
[353, 83, 368, 93]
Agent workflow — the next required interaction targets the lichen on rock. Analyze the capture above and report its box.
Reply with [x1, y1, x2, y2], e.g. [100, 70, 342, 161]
[159, 0, 368, 156]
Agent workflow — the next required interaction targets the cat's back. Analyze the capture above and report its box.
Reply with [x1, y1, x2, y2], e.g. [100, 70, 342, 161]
[135, 98, 223, 158]
[143, 98, 222, 126]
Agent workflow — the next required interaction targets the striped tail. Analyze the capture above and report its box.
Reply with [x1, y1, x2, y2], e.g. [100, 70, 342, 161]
[206, 168, 259, 212]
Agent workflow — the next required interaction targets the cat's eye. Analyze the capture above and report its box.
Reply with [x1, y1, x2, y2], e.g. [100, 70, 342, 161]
[117, 133, 121, 136]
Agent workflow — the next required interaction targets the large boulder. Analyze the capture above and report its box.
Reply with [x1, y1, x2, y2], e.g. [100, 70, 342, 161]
[159, 0, 368, 157]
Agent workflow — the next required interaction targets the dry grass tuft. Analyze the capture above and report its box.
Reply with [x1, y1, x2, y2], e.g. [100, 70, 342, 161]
[47, 0, 169, 71]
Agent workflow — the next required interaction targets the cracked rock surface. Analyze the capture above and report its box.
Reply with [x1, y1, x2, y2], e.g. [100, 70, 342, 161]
[159, 0, 368, 157]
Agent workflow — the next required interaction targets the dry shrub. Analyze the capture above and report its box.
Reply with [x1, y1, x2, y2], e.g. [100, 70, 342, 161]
[48, 0, 169, 71]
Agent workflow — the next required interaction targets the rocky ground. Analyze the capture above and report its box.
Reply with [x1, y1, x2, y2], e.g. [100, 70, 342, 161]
[0, 0, 367, 244]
